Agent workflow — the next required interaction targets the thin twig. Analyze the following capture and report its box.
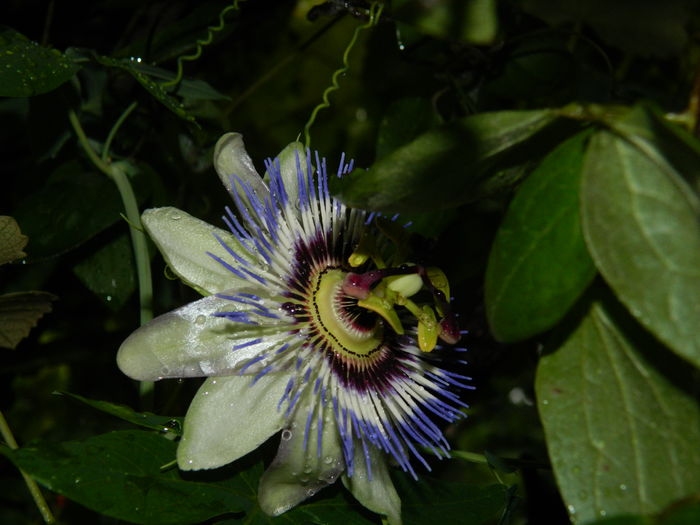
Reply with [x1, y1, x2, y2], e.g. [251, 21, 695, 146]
[68, 109, 154, 407]
[0, 411, 56, 524]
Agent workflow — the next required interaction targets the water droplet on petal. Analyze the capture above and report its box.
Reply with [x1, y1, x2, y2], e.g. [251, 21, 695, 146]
[323, 456, 333, 465]
[195, 315, 206, 325]
[281, 429, 292, 441]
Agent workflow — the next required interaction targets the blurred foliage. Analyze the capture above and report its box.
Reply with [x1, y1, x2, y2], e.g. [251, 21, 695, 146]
[2, 0, 700, 524]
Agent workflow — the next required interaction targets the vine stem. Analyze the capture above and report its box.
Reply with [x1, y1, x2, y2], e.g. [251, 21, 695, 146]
[68, 109, 154, 405]
[161, 0, 245, 89]
[303, 2, 384, 148]
[0, 410, 56, 524]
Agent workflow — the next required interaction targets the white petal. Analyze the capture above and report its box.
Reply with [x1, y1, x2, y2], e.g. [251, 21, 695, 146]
[264, 141, 308, 207]
[142, 207, 250, 295]
[177, 374, 287, 470]
[342, 445, 402, 525]
[258, 396, 344, 516]
[214, 132, 269, 200]
[117, 294, 271, 381]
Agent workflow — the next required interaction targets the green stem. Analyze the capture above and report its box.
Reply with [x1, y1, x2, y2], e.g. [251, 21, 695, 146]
[68, 109, 154, 406]
[0, 411, 56, 524]
[450, 450, 489, 464]
[102, 102, 138, 163]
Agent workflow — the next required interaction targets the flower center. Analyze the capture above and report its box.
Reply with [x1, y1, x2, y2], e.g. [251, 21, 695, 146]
[311, 268, 384, 358]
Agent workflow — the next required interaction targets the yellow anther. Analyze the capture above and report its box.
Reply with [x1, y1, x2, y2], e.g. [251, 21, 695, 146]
[417, 305, 438, 352]
[426, 267, 450, 315]
[348, 252, 369, 267]
[357, 293, 404, 335]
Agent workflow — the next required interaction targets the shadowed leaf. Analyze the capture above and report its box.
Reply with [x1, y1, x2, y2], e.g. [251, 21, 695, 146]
[0, 216, 28, 265]
[0, 291, 55, 349]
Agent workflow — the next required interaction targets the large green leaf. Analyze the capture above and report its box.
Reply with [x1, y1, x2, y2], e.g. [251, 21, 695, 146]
[0, 28, 80, 97]
[73, 232, 136, 310]
[58, 392, 182, 436]
[0, 430, 252, 524]
[607, 105, 700, 194]
[394, 474, 508, 524]
[277, 491, 378, 525]
[334, 109, 565, 212]
[485, 130, 596, 342]
[536, 295, 700, 524]
[581, 130, 700, 368]
[11, 160, 149, 260]
[587, 498, 700, 524]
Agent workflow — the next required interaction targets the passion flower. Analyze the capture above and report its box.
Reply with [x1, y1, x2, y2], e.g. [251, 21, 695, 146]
[117, 133, 471, 524]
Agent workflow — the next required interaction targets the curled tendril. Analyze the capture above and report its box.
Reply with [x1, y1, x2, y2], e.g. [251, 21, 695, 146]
[161, 0, 246, 89]
[303, 2, 384, 148]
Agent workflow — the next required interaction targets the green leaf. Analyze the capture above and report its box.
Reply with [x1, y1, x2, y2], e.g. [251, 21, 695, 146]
[334, 109, 565, 213]
[0, 291, 55, 349]
[393, 474, 508, 524]
[536, 294, 700, 524]
[485, 131, 597, 342]
[11, 161, 135, 260]
[73, 232, 136, 310]
[376, 97, 439, 160]
[587, 517, 651, 525]
[581, 130, 700, 368]
[393, 0, 499, 45]
[0, 28, 80, 97]
[547, 499, 700, 525]
[0, 430, 252, 524]
[0, 216, 28, 265]
[661, 500, 700, 525]
[95, 55, 196, 124]
[58, 392, 182, 436]
[607, 105, 700, 194]
[129, 63, 232, 101]
[522, 0, 690, 58]
[281, 491, 379, 525]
